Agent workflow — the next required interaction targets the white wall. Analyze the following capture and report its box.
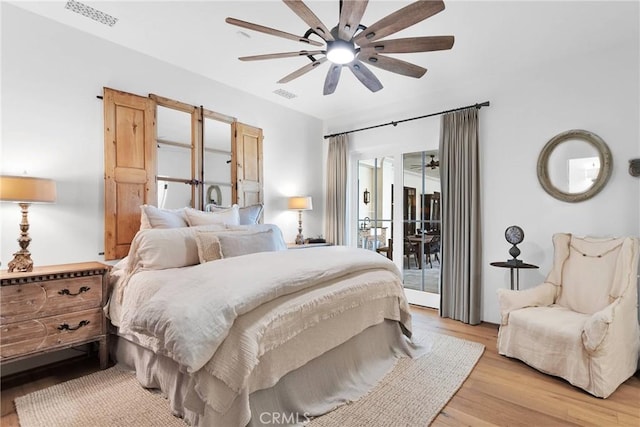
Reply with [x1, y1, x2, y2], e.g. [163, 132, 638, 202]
[326, 37, 639, 324]
[0, 4, 325, 267]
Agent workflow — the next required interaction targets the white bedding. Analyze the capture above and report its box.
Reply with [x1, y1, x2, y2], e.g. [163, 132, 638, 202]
[109, 245, 412, 426]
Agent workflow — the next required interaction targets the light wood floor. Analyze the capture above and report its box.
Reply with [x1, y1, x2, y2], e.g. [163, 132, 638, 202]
[411, 306, 640, 426]
[1, 306, 639, 426]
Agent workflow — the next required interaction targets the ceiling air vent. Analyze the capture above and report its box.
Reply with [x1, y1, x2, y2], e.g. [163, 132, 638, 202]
[65, 0, 118, 27]
[273, 89, 297, 100]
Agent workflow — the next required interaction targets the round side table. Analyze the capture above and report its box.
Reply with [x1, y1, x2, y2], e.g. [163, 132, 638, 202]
[490, 260, 538, 290]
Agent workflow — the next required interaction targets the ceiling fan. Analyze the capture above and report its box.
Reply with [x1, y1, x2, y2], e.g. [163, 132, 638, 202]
[410, 155, 440, 169]
[226, 0, 454, 95]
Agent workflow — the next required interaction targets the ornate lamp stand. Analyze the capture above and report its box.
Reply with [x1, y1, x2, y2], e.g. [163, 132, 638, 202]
[295, 209, 305, 245]
[8, 202, 35, 272]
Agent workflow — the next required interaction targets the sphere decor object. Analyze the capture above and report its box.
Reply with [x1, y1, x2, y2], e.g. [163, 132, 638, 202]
[505, 225, 524, 263]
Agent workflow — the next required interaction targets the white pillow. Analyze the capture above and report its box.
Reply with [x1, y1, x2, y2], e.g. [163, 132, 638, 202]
[239, 204, 263, 224]
[207, 204, 263, 225]
[127, 224, 226, 272]
[194, 227, 286, 263]
[225, 224, 287, 250]
[217, 230, 282, 258]
[140, 205, 188, 229]
[184, 206, 240, 227]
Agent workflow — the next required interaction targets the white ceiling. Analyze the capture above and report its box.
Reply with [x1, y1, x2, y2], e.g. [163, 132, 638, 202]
[9, 1, 639, 121]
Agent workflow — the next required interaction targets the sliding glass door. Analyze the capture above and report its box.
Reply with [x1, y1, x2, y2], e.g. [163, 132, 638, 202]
[357, 157, 393, 254]
[402, 151, 441, 300]
[353, 150, 441, 308]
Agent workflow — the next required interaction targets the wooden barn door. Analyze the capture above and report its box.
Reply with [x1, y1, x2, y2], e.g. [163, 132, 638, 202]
[232, 122, 263, 206]
[103, 87, 156, 260]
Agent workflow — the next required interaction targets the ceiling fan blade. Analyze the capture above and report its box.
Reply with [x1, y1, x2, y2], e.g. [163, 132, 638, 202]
[359, 36, 454, 54]
[338, 0, 369, 41]
[239, 50, 324, 61]
[323, 64, 342, 95]
[359, 53, 427, 78]
[347, 60, 383, 92]
[278, 57, 327, 84]
[226, 17, 324, 47]
[283, 0, 334, 41]
[354, 0, 445, 46]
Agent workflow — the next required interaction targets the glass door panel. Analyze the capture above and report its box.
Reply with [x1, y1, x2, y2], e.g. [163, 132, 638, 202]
[402, 151, 441, 295]
[202, 115, 232, 207]
[156, 104, 196, 208]
[357, 157, 393, 253]
[157, 179, 193, 209]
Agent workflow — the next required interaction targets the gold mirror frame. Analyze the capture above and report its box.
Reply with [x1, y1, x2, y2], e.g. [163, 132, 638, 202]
[537, 129, 613, 203]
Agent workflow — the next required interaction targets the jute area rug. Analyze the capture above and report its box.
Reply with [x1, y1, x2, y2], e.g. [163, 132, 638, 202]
[15, 331, 484, 427]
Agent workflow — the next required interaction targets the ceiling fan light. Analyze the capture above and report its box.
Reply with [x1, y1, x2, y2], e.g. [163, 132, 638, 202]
[326, 40, 355, 64]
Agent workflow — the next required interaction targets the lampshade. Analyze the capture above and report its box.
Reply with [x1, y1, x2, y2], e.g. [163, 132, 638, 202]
[0, 176, 57, 203]
[288, 196, 312, 211]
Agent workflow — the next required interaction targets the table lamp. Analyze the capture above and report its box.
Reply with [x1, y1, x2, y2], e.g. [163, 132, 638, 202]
[0, 176, 57, 272]
[288, 196, 312, 245]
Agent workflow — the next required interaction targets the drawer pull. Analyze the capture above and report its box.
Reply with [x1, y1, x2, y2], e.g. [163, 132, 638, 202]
[57, 320, 90, 331]
[58, 286, 90, 296]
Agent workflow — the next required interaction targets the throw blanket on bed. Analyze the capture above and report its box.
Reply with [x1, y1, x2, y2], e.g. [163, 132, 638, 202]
[193, 268, 411, 425]
[126, 246, 406, 373]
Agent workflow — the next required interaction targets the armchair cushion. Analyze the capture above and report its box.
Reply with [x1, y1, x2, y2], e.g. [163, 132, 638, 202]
[502, 306, 591, 388]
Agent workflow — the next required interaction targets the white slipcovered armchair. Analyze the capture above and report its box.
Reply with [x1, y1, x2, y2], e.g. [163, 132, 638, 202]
[497, 233, 640, 398]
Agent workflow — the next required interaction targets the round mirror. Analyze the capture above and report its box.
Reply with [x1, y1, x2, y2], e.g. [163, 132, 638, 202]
[537, 129, 612, 203]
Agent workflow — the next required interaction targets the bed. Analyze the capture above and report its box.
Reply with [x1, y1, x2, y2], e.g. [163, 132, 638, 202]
[106, 206, 416, 426]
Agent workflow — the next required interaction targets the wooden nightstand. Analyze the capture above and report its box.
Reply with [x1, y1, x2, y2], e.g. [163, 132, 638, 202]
[0, 262, 111, 369]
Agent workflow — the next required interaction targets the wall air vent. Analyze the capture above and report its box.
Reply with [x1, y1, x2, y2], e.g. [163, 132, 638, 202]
[65, 0, 118, 27]
[273, 89, 297, 100]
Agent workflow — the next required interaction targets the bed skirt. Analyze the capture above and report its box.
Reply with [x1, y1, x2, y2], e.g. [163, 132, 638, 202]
[112, 319, 418, 426]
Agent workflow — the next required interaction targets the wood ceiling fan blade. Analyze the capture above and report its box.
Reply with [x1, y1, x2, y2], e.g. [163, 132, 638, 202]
[283, 0, 334, 41]
[338, 0, 369, 41]
[278, 57, 327, 84]
[359, 53, 427, 78]
[239, 50, 325, 61]
[354, 0, 445, 46]
[226, 17, 324, 47]
[359, 36, 454, 54]
[347, 59, 383, 92]
[323, 64, 342, 95]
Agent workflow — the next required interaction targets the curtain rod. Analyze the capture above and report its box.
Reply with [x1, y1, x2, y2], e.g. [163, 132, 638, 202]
[323, 101, 490, 140]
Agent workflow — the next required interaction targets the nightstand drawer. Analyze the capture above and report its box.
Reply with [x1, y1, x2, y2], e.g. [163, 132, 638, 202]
[0, 308, 103, 360]
[0, 275, 103, 325]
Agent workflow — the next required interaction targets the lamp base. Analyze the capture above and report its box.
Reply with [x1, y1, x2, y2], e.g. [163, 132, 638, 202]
[8, 250, 33, 273]
[295, 209, 305, 245]
[8, 202, 35, 272]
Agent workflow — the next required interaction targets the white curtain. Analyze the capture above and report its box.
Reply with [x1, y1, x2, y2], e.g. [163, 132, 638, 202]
[439, 108, 482, 325]
[325, 134, 348, 245]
